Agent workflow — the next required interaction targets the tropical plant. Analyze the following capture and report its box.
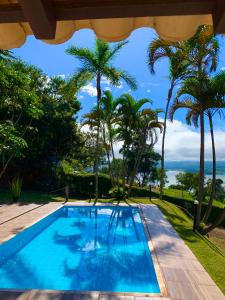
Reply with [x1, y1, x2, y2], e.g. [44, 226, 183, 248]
[148, 38, 190, 200]
[82, 91, 121, 183]
[109, 186, 128, 200]
[66, 39, 137, 202]
[170, 73, 225, 231]
[116, 94, 163, 192]
[179, 25, 219, 228]
[10, 177, 22, 202]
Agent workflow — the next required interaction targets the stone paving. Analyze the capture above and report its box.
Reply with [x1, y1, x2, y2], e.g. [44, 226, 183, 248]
[0, 202, 224, 300]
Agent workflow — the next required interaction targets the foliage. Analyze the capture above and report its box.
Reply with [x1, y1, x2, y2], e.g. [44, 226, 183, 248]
[127, 147, 161, 186]
[0, 59, 43, 179]
[66, 39, 137, 201]
[205, 178, 225, 202]
[175, 172, 200, 195]
[10, 177, 22, 202]
[64, 172, 113, 197]
[109, 186, 128, 200]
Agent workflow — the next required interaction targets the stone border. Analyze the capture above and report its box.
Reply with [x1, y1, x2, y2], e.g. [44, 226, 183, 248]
[139, 205, 168, 298]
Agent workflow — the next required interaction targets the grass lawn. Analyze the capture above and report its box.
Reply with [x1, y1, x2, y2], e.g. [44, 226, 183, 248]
[0, 189, 225, 294]
[153, 187, 225, 208]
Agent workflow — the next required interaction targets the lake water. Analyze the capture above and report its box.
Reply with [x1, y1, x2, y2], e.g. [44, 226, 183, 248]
[165, 161, 225, 187]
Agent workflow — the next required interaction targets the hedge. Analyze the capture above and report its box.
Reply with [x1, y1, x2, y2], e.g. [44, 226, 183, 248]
[64, 172, 113, 197]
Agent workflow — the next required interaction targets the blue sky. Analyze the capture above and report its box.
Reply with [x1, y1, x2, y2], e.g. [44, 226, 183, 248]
[13, 28, 225, 161]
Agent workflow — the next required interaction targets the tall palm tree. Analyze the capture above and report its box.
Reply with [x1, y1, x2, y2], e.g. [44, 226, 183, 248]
[181, 26, 219, 226]
[202, 72, 225, 224]
[66, 39, 137, 202]
[170, 74, 225, 229]
[148, 39, 189, 200]
[148, 25, 219, 208]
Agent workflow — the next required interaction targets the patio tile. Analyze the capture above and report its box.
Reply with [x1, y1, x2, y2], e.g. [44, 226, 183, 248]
[197, 285, 225, 300]
[166, 280, 200, 300]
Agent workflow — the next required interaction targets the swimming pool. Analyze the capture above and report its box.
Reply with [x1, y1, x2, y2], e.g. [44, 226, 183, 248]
[0, 206, 160, 294]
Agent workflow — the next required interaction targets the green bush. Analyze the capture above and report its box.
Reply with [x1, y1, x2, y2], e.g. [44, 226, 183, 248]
[109, 186, 128, 200]
[63, 172, 113, 197]
[10, 177, 22, 202]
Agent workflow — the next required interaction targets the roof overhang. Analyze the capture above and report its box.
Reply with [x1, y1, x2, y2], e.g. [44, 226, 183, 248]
[0, 0, 224, 49]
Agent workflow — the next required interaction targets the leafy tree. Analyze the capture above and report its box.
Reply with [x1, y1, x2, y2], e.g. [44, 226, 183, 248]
[205, 178, 225, 202]
[129, 148, 161, 186]
[175, 172, 200, 195]
[66, 38, 137, 202]
[0, 59, 43, 179]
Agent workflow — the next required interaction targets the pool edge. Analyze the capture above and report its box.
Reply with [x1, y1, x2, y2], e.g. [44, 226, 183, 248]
[0, 202, 168, 299]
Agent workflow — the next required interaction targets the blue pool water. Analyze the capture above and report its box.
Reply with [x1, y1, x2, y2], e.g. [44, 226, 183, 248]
[0, 206, 160, 294]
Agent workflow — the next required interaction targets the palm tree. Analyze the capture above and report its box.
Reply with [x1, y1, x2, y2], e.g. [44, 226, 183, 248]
[66, 39, 137, 202]
[202, 72, 225, 225]
[82, 91, 121, 184]
[181, 26, 219, 226]
[100, 90, 121, 165]
[170, 74, 225, 229]
[148, 38, 189, 200]
[127, 108, 163, 192]
[148, 25, 219, 208]
[116, 94, 152, 190]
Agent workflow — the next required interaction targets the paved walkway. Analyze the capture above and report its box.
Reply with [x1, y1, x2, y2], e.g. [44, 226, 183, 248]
[0, 202, 224, 300]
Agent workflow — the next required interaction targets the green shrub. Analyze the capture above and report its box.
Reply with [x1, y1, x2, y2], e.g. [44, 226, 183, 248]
[10, 177, 22, 202]
[109, 186, 128, 200]
[63, 172, 113, 197]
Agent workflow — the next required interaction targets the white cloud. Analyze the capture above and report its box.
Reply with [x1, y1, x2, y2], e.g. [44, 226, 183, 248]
[57, 74, 66, 79]
[104, 86, 111, 91]
[118, 81, 123, 89]
[102, 76, 111, 86]
[80, 83, 97, 97]
[77, 95, 84, 100]
[155, 119, 225, 161]
[147, 89, 151, 93]
[221, 67, 225, 71]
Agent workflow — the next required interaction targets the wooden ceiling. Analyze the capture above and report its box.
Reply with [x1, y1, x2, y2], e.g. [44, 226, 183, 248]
[0, 0, 224, 39]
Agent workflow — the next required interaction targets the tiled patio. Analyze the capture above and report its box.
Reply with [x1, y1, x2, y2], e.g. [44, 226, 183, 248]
[0, 202, 224, 300]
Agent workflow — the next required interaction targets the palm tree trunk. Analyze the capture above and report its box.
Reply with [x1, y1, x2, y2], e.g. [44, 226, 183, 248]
[128, 131, 146, 194]
[160, 82, 174, 200]
[102, 126, 113, 181]
[94, 74, 101, 204]
[196, 110, 205, 228]
[203, 111, 216, 224]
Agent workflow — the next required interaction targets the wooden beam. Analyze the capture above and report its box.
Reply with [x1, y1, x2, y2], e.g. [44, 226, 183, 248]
[0, 0, 215, 24]
[18, 0, 56, 39]
[0, 4, 25, 23]
[54, 0, 214, 20]
[213, 0, 225, 33]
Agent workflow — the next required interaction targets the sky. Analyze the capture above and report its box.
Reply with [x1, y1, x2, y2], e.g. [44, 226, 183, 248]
[13, 28, 225, 161]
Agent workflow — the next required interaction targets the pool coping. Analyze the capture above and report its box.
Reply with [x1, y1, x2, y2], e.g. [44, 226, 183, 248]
[139, 205, 168, 298]
[0, 202, 167, 299]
